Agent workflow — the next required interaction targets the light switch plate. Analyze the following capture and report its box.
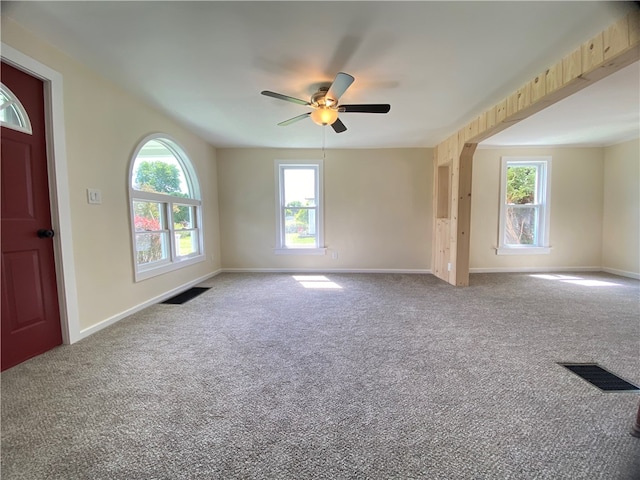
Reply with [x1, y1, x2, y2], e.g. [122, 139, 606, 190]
[87, 188, 102, 204]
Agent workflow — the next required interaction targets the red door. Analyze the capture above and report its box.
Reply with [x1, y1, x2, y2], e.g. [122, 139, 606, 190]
[1, 61, 62, 371]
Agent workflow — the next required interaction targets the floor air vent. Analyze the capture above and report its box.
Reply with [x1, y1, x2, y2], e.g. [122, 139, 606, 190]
[559, 363, 640, 392]
[161, 287, 210, 305]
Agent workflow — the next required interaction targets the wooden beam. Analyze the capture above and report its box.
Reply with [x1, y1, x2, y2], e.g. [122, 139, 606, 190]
[470, 10, 639, 144]
[431, 10, 640, 287]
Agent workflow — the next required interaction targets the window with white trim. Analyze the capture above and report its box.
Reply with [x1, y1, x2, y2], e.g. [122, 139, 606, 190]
[497, 156, 551, 255]
[275, 160, 325, 255]
[129, 135, 204, 280]
[0, 83, 33, 134]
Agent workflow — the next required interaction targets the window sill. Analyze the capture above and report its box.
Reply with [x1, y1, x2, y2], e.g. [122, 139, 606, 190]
[496, 246, 551, 256]
[274, 247, 327, 256]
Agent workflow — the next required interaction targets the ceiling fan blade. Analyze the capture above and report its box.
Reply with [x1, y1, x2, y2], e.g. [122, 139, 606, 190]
[277, 112, 311, 126]
[325, 72, 355, 106]
[331, 118, 347, 133]
[339, 104, 391, 114]
[261, 90, 310, 106]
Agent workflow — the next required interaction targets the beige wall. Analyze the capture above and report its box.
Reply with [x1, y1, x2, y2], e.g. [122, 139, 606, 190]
[2, 15, 636, 341]
[2, 18, 221, 332]
[470, 147, 605, 271]
[217, 148, 432, 271]
[602, 138, 640, 277]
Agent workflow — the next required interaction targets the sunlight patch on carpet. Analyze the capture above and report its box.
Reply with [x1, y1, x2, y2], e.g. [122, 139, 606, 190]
[530, 274, 622, 287]
[292, 275, 342, 289]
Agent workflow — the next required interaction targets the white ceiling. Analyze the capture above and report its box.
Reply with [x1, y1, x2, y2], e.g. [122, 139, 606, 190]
[3, 1, 638, 149]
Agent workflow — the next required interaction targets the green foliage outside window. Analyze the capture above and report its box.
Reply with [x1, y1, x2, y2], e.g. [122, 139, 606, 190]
[285, 201, 310, 232]
[135, 161, 190, 224]
[506, 166, 536, 204]
[135, 161, 182, 196]
[505, 165, 537, 245]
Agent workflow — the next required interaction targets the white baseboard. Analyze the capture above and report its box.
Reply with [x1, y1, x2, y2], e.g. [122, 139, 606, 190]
[77, 269, 223, 341]
[221, 268, 432, 275]
[601, 267, 640, 280]
[469, 266, 601, 274]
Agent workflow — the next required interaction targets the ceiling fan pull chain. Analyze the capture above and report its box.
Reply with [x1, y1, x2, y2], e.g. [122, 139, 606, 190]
[322, 125, 326, 160]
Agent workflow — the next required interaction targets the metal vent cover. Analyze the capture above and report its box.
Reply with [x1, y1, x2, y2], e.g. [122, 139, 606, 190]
[161, 287, 210, 305]
[559, 363, 640, 392]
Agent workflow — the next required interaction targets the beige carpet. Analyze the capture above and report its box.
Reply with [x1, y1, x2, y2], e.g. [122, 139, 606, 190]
[2, 272, 639, 479]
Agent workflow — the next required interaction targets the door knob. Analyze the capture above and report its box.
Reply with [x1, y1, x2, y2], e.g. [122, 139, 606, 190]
[37, 229, 55, 239]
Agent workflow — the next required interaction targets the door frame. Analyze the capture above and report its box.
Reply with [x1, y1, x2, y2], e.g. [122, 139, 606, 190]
[2, 43, 80, 344]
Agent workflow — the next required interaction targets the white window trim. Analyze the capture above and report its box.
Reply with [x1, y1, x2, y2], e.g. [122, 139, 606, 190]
[128, 133, 205, 281]
[496, 156, 551, 255]
[274, 159, 326, 255]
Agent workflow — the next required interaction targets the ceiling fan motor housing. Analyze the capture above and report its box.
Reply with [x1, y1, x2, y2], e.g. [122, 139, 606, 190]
[311, 87, 334, 108]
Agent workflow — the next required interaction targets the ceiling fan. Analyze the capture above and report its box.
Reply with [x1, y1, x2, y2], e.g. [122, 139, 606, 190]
[261, 72, 391, 133]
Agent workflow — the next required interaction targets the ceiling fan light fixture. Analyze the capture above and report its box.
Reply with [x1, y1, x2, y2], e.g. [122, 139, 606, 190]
[310, 107, 338, 126]
[262, 72, 390, 133]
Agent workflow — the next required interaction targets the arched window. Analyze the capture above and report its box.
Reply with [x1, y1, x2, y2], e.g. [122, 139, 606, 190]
[0, 83, 33, 134]
[129, 134, 204, 281]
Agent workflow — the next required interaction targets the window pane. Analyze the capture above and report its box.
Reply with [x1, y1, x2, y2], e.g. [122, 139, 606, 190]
[0, 83, 32, 133]
[173, 204, 194, 229]
[175, 230, 198, 257]
[132, 140, 190, 197]
[506, 165, 537, 204]
[283, 168, 316, 206]
[505, 206, 538, 245]
[284, 207, 317, 247]
[0, 104, 21, 126]
[135, 232, 168, 265]
[133, 201, 165, 231]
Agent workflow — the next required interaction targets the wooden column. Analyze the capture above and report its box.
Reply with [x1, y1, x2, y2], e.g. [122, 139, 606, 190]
[432, 134, 456, 284]
[453, 143, 477, 286]
[431, 10, 640, 287]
